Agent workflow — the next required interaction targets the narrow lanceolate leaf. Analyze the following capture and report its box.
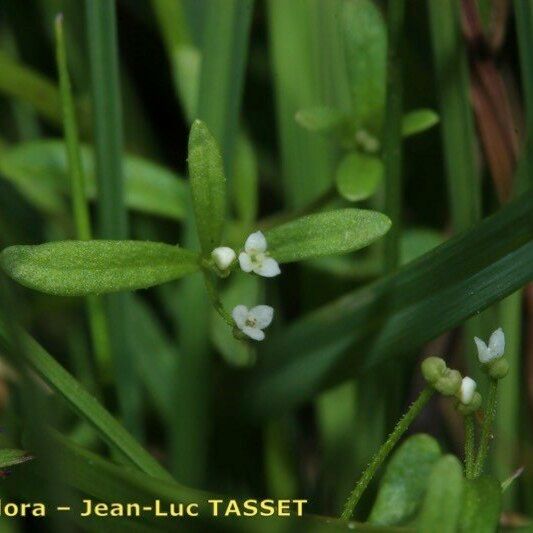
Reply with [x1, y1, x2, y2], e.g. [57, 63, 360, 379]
[266, 208, 391, 263]
[1, 241, 199, 296]
[401, 109, 439, 137]
[341, 0, 387, 130]
[295, 107, 347, 133]
[369, 434, 441, 526]
[0, 449, 33, 469]
[418, 456, 464, 533]
[336, 151, 383, 202]
[459, 477, 501, 532]
[245, 192, 533, 417]
[188, 120, 227, 253]
[0, 140, 189, 220]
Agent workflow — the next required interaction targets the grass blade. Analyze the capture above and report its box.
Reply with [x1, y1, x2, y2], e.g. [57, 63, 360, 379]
[0, 324, 173, 482]
[55, 14, 110, 381]
[85, 0, 141, 436]
[383, 0, 405, 273]
[196, 0, 254, 174]
[428, 0, 480, 230]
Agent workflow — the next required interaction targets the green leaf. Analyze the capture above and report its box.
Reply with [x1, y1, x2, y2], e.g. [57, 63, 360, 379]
[266, 208, 391, 264]
[232, 133, 258, 226]
[336, 151, 383, 202]
[401, 228, 445, 265]
[129, 296, 176, 420]
[459, 476, 501, 532]
[295, 107, 347, 133]
[369, 434, 442, 525]
[401, 109, 439, 137]
[188, 120, 227, 253]
[341, 0, 387, 130]
[418, 455, 464, 533]
[0, 140, 189, 220]
[0, 449, 33, 469]
[0, 50, 86, 128]
[245, 192, 533, 417]
[1, 240, 199, 296]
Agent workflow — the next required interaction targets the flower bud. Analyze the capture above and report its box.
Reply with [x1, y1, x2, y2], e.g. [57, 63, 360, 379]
[211, 247, 236, 271]
[486, 358, 509, 380]
[434, 369, 462, 396]
[421, 357, 447, 384]
[458, 376, 476, 405]
[457, 391, 482, 415]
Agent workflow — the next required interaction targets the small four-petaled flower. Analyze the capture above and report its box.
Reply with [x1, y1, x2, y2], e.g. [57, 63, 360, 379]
[232, 304, 274, 341]
[474, 327, 505, 364]
[239, 231, 280, 278]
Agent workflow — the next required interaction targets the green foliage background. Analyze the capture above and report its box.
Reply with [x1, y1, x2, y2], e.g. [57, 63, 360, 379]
[0, 0, 531, 531]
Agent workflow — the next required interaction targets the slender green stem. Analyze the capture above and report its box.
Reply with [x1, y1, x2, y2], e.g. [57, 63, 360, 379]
[383, 0, 405, 274]
[464, 415, 476, 479]
[202, 270, 234, 327]
[55, 15, 111, 382]
[340, 387, 434, 520]
[474, 379, 498, 477]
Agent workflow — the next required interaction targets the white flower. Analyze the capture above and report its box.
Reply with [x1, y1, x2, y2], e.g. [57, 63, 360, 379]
[238, 231, 280, 278]
[459, 376, 476, 404]
[211, 246, 236, 270]
[232, 304, 274, 341]
[474, 328, 505, 364]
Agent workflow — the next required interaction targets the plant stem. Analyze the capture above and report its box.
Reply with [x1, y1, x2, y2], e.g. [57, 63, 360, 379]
[55, 14, 111, 384]
[474, 379, 498, 477]
[340, 386, 434, 520]
[464, 414, 476, 479]
[202, 270, 234, 327]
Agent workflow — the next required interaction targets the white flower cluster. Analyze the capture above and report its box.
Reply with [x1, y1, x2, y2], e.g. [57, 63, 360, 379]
[211, 231, 280, 341]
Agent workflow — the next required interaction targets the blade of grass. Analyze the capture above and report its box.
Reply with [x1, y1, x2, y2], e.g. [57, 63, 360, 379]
[0, 321, 173, 482]
[55, 14, 110, 384]
[267, 0, 337, 208]
[196, 0, 253, 175]
[244, 191, 533, 416]
[428, 0, 480, 230]
[85, 0, 142, 437]
[514, 0, 533, 194]
[383, 0, 405, 274]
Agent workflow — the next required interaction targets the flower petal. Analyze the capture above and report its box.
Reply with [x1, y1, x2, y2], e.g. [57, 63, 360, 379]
[245, 231, 267, 253]
[474, 337, 491, 364]
[249, 305, 274, 329]
[232, 305, 249, 329]
[242, 326, 265, 341]
[460, 376, 476, 404]
[238, 252, 253, 272]
[488, 327, 505, 359]
[254, 257, 281, 278]
[211, 247, 236, 270]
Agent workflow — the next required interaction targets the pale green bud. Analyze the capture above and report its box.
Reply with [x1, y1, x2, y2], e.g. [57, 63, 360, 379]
[457, 391, 482, 415]
[421, 357, 447, 384]
[486, 358, 509, 380]
[434, 369, 462, 396]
